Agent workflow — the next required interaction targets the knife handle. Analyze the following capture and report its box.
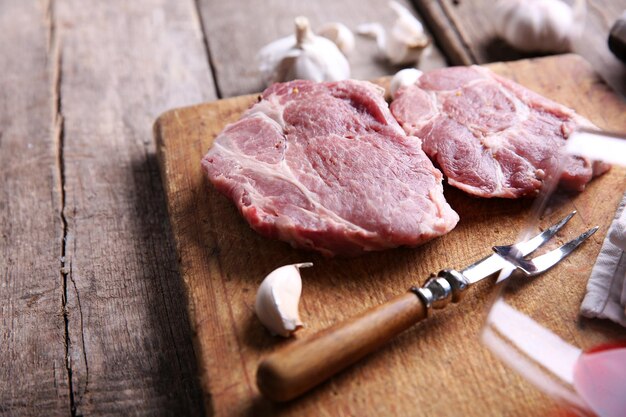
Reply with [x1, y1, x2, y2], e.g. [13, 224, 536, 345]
[256, 290, 427, 402]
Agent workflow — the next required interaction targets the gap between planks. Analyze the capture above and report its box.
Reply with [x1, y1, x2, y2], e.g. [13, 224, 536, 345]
[49, 0, 86, 415]
[193, 0, 223, 99]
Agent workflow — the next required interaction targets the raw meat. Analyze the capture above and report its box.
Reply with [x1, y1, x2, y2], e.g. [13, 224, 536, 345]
[390, 66, 610, 198]
[202, 79, 459, 256]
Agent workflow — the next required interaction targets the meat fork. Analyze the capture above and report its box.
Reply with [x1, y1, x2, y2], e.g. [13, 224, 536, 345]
[256, 211, 598, 402]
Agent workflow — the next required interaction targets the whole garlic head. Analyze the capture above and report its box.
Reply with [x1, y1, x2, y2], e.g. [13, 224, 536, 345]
[494, 0, 586, 53]
[254, 262, 312, 337]
[257, 17, 350, 86]
[357, 1, 430, 66]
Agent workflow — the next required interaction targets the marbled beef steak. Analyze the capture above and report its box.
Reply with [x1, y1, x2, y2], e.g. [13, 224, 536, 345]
[202, 80, 459, 256]
[390, 66, 610, 198]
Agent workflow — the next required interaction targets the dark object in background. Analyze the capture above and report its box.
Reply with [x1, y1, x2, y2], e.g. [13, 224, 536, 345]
[608, 12, 626, 63]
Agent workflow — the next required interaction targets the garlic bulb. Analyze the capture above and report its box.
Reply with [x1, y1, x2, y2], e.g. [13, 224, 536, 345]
[494, 0, 586, 53]
[255, 262, 312, 337]
[390, 68, 423, 98]
[256, 17, 350, 86]
[318, 22, 355, 55]
[357, 1, 430, 65]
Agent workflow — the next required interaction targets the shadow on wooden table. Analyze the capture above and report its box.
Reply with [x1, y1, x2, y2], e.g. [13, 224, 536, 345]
[481, 38, 546, 64]
[129, 154, 206, 415]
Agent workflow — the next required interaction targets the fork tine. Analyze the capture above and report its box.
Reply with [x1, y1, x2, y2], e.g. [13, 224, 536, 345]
[463, 211, 578, 283]
[515, 210, 577, 256]
[526, 226, 598, 275]
[494, 226, 598, 276]
[492, 210, 577, 258]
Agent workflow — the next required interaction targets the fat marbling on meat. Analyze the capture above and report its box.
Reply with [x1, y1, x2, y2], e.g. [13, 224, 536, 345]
[202, 79, 459, 256]
[390, 66, 610, 198]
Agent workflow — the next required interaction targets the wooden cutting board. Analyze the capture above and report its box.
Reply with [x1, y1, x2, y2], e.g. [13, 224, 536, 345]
[154, 54, 626, 417]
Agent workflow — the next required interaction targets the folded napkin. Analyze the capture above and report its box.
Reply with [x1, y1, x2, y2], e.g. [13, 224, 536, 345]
[580, 193, 626, 326]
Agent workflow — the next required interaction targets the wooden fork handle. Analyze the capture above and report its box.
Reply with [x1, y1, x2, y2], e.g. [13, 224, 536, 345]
[256, 290, 427, 402]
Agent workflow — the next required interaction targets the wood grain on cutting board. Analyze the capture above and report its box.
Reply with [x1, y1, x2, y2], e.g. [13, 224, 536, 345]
[154, 55, 626, 416]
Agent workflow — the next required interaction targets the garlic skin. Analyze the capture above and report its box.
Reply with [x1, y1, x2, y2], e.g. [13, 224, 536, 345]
[390, 68, 423, 98]
[357, 1, 430, 66]
[254, 262, 312, 337]
[494, 0, 586, 53]
[257, 17, 350, 86]
[318, 22, 355, 56]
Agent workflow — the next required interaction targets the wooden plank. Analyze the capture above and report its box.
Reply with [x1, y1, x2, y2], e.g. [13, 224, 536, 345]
[413, 0, 626, 95]
[0, 1, 69, 415]
[196, 0, 448, 98]
[154, 54, 626, 416]
[410, 0, 475, 65]
[51, 0, 216, 414]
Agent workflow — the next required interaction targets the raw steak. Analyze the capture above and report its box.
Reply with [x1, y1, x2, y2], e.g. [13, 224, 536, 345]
[202, 80, 459, 256]
[390, 66, 610, 198]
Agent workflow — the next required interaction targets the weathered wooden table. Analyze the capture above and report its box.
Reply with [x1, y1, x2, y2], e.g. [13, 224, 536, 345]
[2, 1, 624, 416]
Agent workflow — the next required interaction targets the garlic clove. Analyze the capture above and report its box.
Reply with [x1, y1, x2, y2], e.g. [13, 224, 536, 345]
[255, 262, 312, 337]
[318, 22, 356, 56]
[390, 68, 423, 98]
[357, 2, 430, 66]
[386, 1, 430, 65]
[389, 1, 429, 48]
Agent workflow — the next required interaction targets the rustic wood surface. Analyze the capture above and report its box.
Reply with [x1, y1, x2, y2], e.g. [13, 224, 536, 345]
[2, 0, 626, 415]
[1, 0, 217, 415]
[0, 2, 69, 415]
[54, 0, 217, 414]
[154, 54, 626, 416]
[413, 0, 626, 96]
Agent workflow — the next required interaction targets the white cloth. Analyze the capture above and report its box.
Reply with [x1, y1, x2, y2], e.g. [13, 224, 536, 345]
[580, 193, 626, 326]
[610, 202, 626, 313]
[610, 202, 626, 251]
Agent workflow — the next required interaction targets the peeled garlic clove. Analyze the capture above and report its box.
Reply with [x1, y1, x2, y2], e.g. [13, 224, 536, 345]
[256, 17, 350, 86]
[494, 0, 586, 53]
[255, 262, 312, 337]
[318, 22, 355, 56]
[390, 68, 423, 98]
